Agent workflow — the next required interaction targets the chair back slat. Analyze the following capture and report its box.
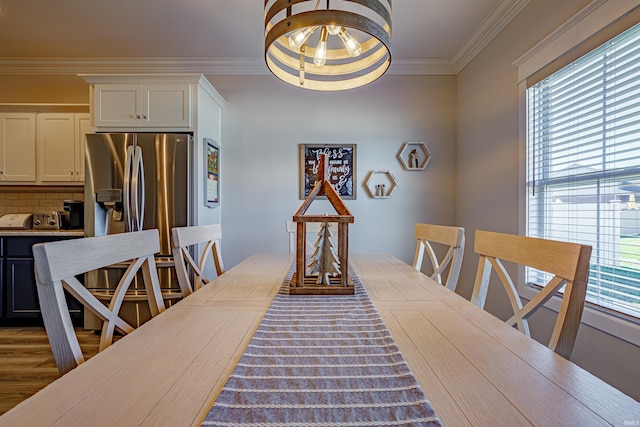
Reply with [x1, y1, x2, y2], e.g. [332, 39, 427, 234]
[471, 230, 592, 359]
[474, 231, 587, 281]
[35, 230, 160, 283]
[415, 223, 464, 247]
[413, 223, 465, 291]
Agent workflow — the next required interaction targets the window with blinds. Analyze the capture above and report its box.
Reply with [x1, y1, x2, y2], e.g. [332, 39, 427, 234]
[526, 22, 640, 320]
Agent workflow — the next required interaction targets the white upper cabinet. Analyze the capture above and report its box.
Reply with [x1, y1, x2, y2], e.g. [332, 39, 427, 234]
[37, 113, 90, 182]
[0, 113, 36, 182]
[92, 83, 192, 128]
[144, 84, 192, 128]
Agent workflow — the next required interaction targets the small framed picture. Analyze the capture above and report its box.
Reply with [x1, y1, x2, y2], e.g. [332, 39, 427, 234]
[205, 138, 220, 208]
[299, 144, 357, 200]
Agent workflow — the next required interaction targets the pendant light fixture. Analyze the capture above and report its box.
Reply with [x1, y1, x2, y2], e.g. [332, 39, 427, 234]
[264, 0, 392, 91]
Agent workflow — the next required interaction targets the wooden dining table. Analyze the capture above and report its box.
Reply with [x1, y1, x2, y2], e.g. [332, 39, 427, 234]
[1, 253, 638, 426]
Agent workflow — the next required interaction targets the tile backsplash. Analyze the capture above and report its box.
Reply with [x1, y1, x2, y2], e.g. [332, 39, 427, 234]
[0, 186, 83, 216]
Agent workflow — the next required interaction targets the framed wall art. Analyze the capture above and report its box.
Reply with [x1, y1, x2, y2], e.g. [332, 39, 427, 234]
[205, 138, 220, 208]
[299, 144, 357, 200]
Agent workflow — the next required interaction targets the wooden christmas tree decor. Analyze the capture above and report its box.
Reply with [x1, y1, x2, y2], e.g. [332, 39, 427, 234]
[308, 222, 342, 285]
[291, 153, 354, 295]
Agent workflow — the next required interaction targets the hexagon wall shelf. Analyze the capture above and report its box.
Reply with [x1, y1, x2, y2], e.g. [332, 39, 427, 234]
[364, 170, 398, 199]
[398, 142, 431, 170]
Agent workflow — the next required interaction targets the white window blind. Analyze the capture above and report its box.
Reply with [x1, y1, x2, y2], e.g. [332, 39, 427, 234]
[526, 22, 640, 320]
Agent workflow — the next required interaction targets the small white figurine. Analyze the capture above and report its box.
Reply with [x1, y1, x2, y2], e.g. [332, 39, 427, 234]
[409, 148, 419, 168]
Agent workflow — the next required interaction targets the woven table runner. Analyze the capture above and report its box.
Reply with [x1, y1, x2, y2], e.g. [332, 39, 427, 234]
[201, 270, 442, 427]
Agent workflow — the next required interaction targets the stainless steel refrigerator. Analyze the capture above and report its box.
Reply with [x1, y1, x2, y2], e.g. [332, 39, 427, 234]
[84, 133, 192, 328]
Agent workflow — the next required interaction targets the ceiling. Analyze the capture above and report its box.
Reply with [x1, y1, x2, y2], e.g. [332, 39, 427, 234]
[0, 0, 529, 75]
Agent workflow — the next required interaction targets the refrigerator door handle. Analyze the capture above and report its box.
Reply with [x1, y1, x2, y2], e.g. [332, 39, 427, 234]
[124, 145, 134, 232]
[131, 146, 145, 232]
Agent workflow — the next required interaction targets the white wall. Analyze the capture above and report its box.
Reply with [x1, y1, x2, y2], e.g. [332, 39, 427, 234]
[204, 74, 457, 268]
[456, 0, 640, 400]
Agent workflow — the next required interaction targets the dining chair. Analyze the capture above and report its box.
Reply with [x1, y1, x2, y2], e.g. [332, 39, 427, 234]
[32, 229, 166, 375]
[471, 230, 592, 359]
[171, 223, 224, 296]
[413, 223, 465, 291]
[286, 220, 338, 254]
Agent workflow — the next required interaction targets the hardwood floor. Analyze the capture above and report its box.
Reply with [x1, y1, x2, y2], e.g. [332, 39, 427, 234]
[0, 326, 101, 416]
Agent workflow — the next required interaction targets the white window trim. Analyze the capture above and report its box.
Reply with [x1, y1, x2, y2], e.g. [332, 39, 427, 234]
[515, 0, 640, 347]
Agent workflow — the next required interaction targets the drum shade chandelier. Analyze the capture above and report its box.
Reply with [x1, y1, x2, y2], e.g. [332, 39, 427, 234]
[264, 0, 392, 91]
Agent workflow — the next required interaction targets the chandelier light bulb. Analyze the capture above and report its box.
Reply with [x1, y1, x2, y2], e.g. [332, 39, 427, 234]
[314, 26, 329, 66]
[337, 27, 362, 57]
[326, 24, 341, 35]
[288, 26, 319, 50]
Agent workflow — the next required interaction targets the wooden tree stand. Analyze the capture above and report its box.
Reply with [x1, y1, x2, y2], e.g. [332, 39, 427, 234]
[291, 155, 354, 295]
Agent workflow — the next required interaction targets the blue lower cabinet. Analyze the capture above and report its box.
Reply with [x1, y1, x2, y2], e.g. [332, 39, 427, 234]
[2, 235, 82, 325]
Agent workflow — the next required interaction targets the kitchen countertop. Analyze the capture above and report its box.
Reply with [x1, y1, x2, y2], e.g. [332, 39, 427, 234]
[0, 229, 84, 237]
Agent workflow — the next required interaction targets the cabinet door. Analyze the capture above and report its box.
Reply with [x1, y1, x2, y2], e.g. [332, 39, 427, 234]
[5, 258, 83, 319]
[6, 258, 40, 318]
[37, 113, 76, 181]
[143, 84, 192, 128]
[75, 113, 91, 181]
[93, 84, 143, 127]
[0, 113, 36, 182]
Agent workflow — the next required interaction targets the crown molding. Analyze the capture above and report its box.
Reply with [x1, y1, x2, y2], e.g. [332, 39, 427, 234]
[452, 0, 531, 74]
[0, 58, 264, 76]
[0, 57, 458, 76]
